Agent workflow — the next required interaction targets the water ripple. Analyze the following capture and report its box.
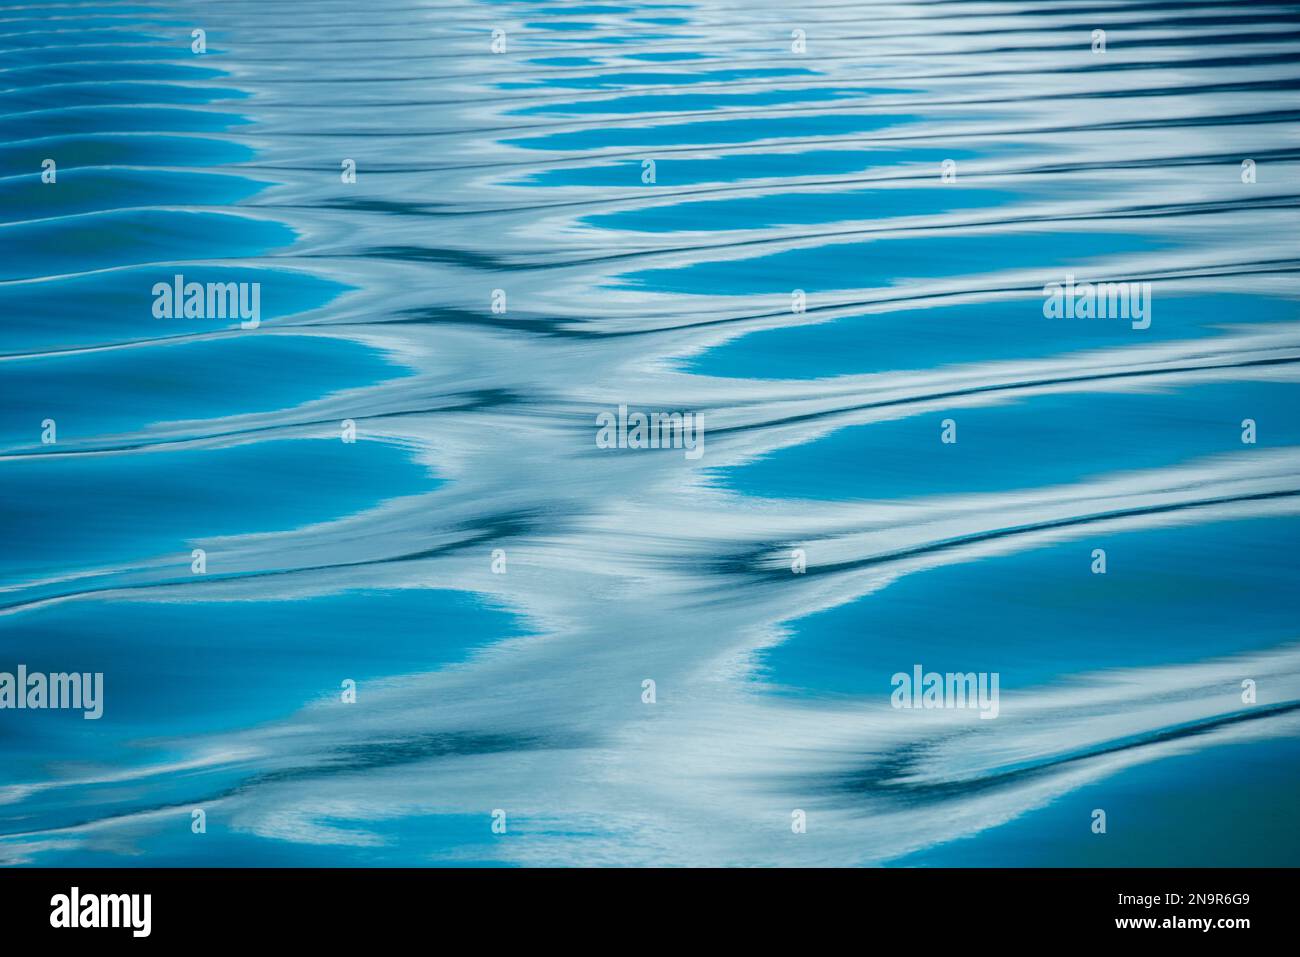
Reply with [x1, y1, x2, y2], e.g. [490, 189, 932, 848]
[1, 0, 1297, 866]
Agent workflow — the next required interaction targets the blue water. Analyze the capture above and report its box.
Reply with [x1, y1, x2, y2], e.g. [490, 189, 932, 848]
[894, 735, 1300, 867]
[687, 294, 1299, 379]
[718, 381, 1299, 501]
[1, 0, 1298, 868]
[760, 516, 1300, 696]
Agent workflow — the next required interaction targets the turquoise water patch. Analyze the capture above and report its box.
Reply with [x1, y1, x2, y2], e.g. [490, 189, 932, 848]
[625, 51, 708, 61]
[0, 588, 526, 741]
[0, 266, 348, 353]
[0, 30, 175, 49]
[2, 813, 511, 867]
[0, 81, 247, 113]
[0, 209, 295, 280]
[0, 82, 245, 113]
[588, 184, 1013, 232]
[687, 294, 1300, 379]
[717, 380, 1299, 501]
[512, 86, 901, 116]
[0, 587, 531, 850]
[891, 734, 1300, 866]
[502, 67, 817, 91]
[0, 105, 250, 140]
[525, 21, 598, 31]
[0, 61, 229, 89]
[505, 112, 909, 151]
[0, 333, 408, 445]
[527, 32, 675, 45]
[0, 167, 267, 222]
[619, 228, 1162, 295]
[511, 147, 976, 187]
[0, 133, 255, 178]
[0, 44, 206, 68]
[0, 438, 436, 581]
[759, 514, 1300, 697]
[528, 56, 600, 66]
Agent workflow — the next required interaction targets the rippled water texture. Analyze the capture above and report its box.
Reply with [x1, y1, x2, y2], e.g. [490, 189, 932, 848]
[2, 0, 1299, 866]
